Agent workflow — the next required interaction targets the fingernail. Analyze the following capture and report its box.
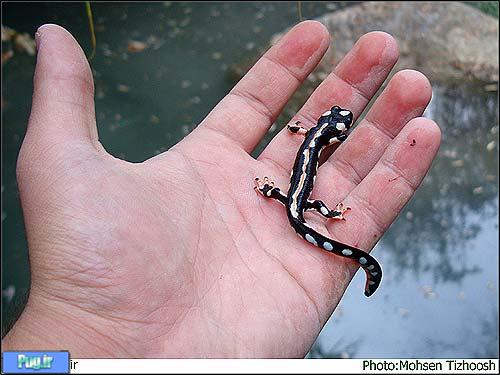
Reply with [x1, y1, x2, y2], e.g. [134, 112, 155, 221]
[34, 26, 44, 51]
[35, 24, 51, 51]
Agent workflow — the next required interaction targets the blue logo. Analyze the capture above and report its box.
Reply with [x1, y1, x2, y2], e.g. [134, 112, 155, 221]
[1, 351, 69, 374]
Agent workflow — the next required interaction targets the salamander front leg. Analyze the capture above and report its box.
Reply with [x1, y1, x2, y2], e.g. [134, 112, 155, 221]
[306, 200, 351, 220]
[328, 133, 348, 145]
[287, 121, 308, 136]
[254, 177, 287, 205]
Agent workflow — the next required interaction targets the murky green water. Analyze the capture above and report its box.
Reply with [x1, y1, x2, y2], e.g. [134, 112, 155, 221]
[2, 2, 498, 357]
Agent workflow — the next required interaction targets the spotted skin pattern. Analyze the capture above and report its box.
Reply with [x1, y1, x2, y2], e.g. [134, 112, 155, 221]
[255, 106, 382, 297]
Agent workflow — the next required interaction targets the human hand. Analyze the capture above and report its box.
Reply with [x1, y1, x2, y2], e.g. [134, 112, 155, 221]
[3, 21, 440, 358]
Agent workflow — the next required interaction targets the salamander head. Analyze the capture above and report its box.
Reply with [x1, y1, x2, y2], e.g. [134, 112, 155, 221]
[317, 105, 353, 137]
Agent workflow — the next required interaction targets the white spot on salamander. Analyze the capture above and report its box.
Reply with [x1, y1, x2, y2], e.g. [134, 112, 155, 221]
[320, 206, 329, 215]
[336, 122, 346, 131]
[368, 280, 375, 285]
[329, 137, 339, 144]
[266, 190, 272, 197]
[322, 110, 331, 116]
[359, 257, 367, 265]
[367, 265, 375, 270]
[305, 233, 317, 246]
[342, 249, 352, 256]
[371, 272, 378, 276]
[339, 110, 351, 116]
[323, 242, 333, 251]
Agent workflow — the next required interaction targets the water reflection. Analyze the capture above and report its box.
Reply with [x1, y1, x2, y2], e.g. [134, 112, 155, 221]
[382, 83, 498, 283]
[307, 337, 361, 359]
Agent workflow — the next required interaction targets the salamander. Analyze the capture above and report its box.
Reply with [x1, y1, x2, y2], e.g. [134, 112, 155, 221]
[255, 105, 382, 297]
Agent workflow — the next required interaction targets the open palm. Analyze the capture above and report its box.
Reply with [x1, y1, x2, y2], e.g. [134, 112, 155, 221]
[5, 22, 440, 358]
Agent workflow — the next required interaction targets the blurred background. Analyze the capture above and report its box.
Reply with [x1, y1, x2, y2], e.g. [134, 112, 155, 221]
[2, 1, 498, 358]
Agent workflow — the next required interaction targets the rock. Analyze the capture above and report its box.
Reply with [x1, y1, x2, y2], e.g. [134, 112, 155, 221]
[272, 2, 498, 83]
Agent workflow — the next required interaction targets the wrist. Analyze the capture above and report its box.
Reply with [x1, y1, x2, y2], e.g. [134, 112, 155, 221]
[2, 291, 123, 357]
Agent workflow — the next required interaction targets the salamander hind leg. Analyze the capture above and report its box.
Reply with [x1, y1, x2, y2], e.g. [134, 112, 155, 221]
[329, 202, 351, 221]
[287, 121, 308, 136]
[306, 200, 351, 221]
[254, 177, 287, 205]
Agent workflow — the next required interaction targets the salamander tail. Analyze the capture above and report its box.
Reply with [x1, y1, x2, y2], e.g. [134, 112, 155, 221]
[293, 220, 382, 297]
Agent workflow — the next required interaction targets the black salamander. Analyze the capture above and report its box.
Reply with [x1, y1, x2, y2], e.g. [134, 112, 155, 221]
[255, 106, 382, 297]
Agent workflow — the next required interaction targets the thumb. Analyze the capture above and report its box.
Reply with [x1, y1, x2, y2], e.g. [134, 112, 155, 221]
[24, 24, 99, 154]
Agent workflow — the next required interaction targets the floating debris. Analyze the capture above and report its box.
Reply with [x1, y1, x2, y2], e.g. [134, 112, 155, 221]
[485, 174, 495, 182]
[2, 285, 15, 302]
[484, 84, 498, 92]
[2, 50, 13, 64]
[398, 307, 410, 317]
[146, 35, 164, 50]
[340, 352, 350, 359]
[472, 186, 484, 195]
[179, 18, 191, 27]
[181, 80, 192, 89]
[405, 211, 414, 221]
[451, 159, 464, 167]
[336, 305, 344, 318]
[14, 32, 36, 55]
[1, 25, 15, 41]
[245, 42, 256, 51]
[211, 51, 222, 60]
[2, 25, 36, 58]
[150, 115, 160, 124]
[201, 82, 210, 90]
[458, 291, 466, 300]
[422, 285, 437, 299]
[96, 88, 105, 99]
[127, 40, 149, 52]
[255, 11, 264, 20]
[253, 26, 263, 33]
[441, 149, 458, 158]
[188, 96, 201, 104]
[116, 84, 130, 93]
[486, 141, 496, 152]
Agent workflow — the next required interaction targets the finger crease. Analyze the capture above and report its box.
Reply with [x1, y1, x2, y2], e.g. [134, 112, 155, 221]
[349, 193, 387, 235]
[380, 158, 419, 191]
[331, 71, 371, 103]
[262, 55, 303, 83]
[259, 155, 290, 177]
[228, 90, 275, 125]
[363, 116, 398, 140]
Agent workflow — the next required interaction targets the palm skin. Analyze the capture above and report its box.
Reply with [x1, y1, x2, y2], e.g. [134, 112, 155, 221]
[4, 21, 440, 358]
